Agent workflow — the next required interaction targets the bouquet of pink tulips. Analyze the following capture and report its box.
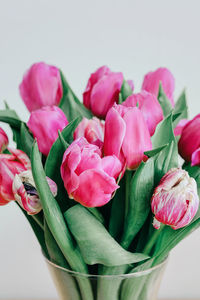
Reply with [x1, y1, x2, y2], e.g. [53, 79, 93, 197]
[1, 63, 200, 300]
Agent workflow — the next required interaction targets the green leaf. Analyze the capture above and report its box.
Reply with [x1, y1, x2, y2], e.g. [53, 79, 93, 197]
[121, 159, 154, 250]
[45, 118, 81, 211]
[152, 113, 174, 148]
[0, 109, 22, 128]
[20, 123, 34, 157]
[59, 71, 92, 122]
[120, 80, 133, 102]
[173, 90, 188, 127]
[65, 205, 149, 266]
[157, 83, 173, 117]
[144, 144, 168, 158]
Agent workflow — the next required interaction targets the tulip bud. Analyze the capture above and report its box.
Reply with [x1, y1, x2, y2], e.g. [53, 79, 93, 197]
[83, 66, 123, 118]
[178, 114, 200, 166]
[151, 168, 199, 230]
[27, 106, 68, 156]
[142, 67, 175, 106]
[0, 128, 8, 153]
[122, 91, 163, 136]
[74, 117, 105, 148]
[104, 104, 152, 170]
[19, 62, 63, 112]
[0, 148, 31, 205]
[12, 170, 57, 215]
[61, 137, 121, 207]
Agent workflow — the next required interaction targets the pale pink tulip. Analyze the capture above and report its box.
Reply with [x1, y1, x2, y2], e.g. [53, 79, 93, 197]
[178, 114, 200, 163]
[74, 117, 105, 148]
[103, 104, 152, 170]
[61, 137, 121, 207]
[27, 106, 68, 156]
[151, 168, 199, 230]
[0, 128, 8, 153]
[83, 66, 123, 118]
[174, 119, 189, 136]
[142, 67, 175, 106]
[0, 148, 31, 205]
[12, 170, 57, 215]
[19, 62, 63, 112]
[122, 91, 163, 136]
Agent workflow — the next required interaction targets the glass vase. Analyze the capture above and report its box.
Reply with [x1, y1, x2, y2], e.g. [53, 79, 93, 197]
[45, 255, 168, 300]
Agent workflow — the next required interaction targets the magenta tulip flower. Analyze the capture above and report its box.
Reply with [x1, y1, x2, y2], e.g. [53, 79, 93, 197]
[178, 114, 200, 165]
[12, 170, 57, 215]
[0, 128, 8, 153]
[142, 67, 175, 106]
[151, 168, 199, 230]
[83, 66, 123, 118]
[0, 148, 31, 205]
[19, 62, 63, 112]
[122, 91, 163, 136]
[61, 137, 121, 207]
[27, 106, 68, 156]
[103, 104, 152, 170]
[174, 119, 189, 136]
[74, 117, 105, 148]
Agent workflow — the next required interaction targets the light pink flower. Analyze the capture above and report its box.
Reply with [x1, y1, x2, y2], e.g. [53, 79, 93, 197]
[27, 106, 68, 156]
[174, 119, 189, 136]
[12, 170, 57, 215]
[74, 117, 105, 148]
[151, 168, 199, 230]
[83, 66, 123, 118]
[122, 91, 163, 136]
[19, 62, 63, 112]
[178, 114, 200, 163]
[61, 137, 121, 207]
[0, 148, 31, 205]
[103, 104, 152, 170]
[142, 67, 175, 106]
[0, 128, 8, 153]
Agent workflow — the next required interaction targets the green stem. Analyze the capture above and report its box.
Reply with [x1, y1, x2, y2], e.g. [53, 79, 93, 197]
[125, 171, 132, 219]
[143, 224, 165, 255]
[32, 214, 44, 231]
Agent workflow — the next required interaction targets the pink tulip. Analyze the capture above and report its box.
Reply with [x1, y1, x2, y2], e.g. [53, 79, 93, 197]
[74, 117, 105, 148]
[142, 67, 175, 106]
[27, 106, 68, 156]
[0, 128, 8, 153]
[83, 66, 123, 118]
[12, 170, 57, 215]
[151, 168, 199, 230]
[174, 119, 189, 136]
[178, 114, 200, 164]
[19, 62, 63, 112]
[122, 91, 163, 136]
[61, 137, 121, 207]
[0, 148, 31, 205]
[103, 104, 152, 170]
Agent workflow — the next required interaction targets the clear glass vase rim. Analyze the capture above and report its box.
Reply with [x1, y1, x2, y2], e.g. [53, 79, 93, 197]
[44, 253, 168, 279]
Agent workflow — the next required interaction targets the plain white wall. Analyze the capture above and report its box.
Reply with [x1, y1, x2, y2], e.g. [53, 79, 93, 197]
[0, 0, 200, 298]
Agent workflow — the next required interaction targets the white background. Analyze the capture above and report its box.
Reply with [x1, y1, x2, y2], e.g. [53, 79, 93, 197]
[0, 0, 200, 299]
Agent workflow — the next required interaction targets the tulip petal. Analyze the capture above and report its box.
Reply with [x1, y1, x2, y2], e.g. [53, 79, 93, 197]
[174, 119, 189, 136]
[191, 148, 200, 166]
[101, 155, 122, 179]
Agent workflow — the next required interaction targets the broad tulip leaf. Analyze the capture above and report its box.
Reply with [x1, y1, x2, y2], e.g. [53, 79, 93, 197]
[120, 80, 133, 102]
[173, 90, 188, 127]
[59, 71, 92, 122]
[120, 159, 154, 250]
[157, 83, 173, 117]
[0, 109, 22, 128]
[152, 113, 175, 148]
[65, 205, 149, 266]
[144, 144, 168, 158]
[20, 123, 34, 157]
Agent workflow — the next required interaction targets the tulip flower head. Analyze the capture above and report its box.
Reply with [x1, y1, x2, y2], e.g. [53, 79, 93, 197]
[19, 62, 63, 112]
[178, 114, 200, 166]
[0, 148, 31, 205]
[61, 137, 121, 207]
[174, 119, 189, 136]
[0, 128, 9, 153]
[83, 66, 123, 118]
[151, 168, 199, 230]
[74, 117, 105, 148]
[12, 170, 57, 215]
[122, 91, 163, 136]
[27, 106, 68, 156]
[104, 104, 152, 170]
[142, 67, 175, 106]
